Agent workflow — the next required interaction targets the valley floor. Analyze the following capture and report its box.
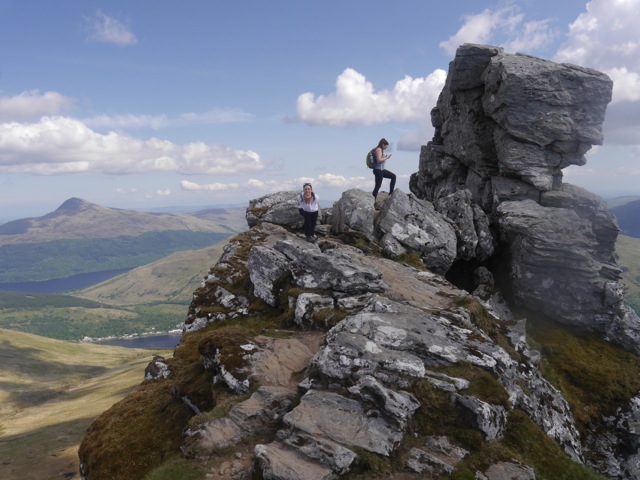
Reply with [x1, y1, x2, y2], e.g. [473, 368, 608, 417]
[0, 329, 169, 480]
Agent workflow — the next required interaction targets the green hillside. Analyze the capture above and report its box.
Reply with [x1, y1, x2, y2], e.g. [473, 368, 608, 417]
[0, 241, 227, 341]
[610, 200, 640, 238]
[616, 234, 640, 314]
[0, 328, 169, 480]
[0, 231, 229, 283]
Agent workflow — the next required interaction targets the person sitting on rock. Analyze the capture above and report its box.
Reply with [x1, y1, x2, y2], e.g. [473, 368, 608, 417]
[372, 138, 396, 199]
[298, 182, 320, 243]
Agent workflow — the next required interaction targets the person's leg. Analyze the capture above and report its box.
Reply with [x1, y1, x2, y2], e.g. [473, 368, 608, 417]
[309, 211, 318, 237]
[384, 169, 396, 194]
[372, 169, 383, 198]
[302, 211, 313, 237]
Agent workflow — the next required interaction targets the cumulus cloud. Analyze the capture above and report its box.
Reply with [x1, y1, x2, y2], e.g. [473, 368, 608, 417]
[439, 5, 556, 56]
[0, 116, 265, 175]
[0, 90, 75, 122]
[84, 108, 253, 130]
[87, 10, 137, 46]
[554, 0, 640, 104]
[294, 68, 446, 127]
[181, 173, 371, 197]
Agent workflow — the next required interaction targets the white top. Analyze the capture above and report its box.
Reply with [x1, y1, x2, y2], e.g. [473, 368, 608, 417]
[298, 192, 319, 212]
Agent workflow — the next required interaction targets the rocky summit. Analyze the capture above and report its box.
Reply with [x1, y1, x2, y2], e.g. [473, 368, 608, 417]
[79, 45, 640, 479]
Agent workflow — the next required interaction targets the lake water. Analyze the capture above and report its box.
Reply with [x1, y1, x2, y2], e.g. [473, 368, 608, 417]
[0, 268, 133, 294]
[1, 268, 184, 349]
[96, 333, 182, 349]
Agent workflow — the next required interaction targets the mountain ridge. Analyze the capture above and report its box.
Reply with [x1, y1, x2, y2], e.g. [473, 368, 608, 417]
[0, 197, 244, 245]
[0, 198, 246, 283]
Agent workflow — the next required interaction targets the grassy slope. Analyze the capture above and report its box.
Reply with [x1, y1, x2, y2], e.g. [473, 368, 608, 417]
[0, 240, 229, 340]
[0, 328, 169, 480]
[0, 203, 246, 283]
[74, 240, 229, 306]
[616, 234, 640, 314]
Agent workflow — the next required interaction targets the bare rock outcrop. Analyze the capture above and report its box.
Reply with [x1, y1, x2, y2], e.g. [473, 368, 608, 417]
[79, 44, 640, 480]
[409, 43, 640, 355]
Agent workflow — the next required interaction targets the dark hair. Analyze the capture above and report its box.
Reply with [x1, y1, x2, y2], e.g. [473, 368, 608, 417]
[303, 182, 312, 188]
[377, 138, 389, 148]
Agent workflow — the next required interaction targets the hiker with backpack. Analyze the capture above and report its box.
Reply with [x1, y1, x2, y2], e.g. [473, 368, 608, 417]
[367, 138, 396, 199]
[298, 182, 320, 243]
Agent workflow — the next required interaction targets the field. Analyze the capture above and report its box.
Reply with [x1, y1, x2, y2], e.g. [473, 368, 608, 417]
[616, 234, 640, 314]
[0, 241, 228, 341]
[0, 328, 170, 480]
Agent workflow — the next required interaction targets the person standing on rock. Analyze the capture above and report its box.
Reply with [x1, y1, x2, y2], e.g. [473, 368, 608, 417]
[298, 182, 319, 243]
[371, 138, 396, 199]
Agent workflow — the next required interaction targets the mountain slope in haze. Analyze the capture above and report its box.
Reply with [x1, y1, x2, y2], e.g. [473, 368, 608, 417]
[610, 199, 640, 238]
[74, 239, 230, 306]
[0, 197, 243, 245]
[0, 240, 230, 340]
[0, 198, 246, 283]
[617, 234, 640, 314]
[0, 328, 168, 480]
[607, 195, 640, 209]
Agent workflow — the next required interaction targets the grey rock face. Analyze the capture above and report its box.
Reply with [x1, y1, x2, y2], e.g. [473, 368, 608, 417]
[144, 355, 170, 381]
[374, 189, 457, 273]
[331, 188, 375, 241]
[272, 238, 387, 294]
[248, 245, 290, 306]
[434, 189, 495, 261]
[246, 191, 306, 229]
[496, 199, 640, 354]
[408, 43, 640, 355]
[81, 44, 640, 480]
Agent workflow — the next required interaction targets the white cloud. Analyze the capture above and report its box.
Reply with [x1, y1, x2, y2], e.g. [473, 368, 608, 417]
[87, 10, 137, 46]
[182, 174, 371, 198]
[83, 108, 253, 130]
[554, 0, 640, 103]
[0, 116, 266, 175]
[316, 173, 368, 189]
[181, 180, 240, 192]
[0, 90, 75, 122]
[116, 187, 140, 194]
[439, 6, 555, 57]
[84, 113, 170, 130]
[156, 189, 171, 196]
[294, 68, 446, 127]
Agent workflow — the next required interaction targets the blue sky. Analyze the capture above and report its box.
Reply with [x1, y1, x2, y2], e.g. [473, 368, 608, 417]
[0, 0, 639, 220]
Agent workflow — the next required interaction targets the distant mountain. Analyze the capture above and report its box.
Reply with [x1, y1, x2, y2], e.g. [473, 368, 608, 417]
[75, 239, 229, 306]
[616, 234, 640, 315]
[610, 199, 640, 238]
[0, 197, 243, 244]
[607, 195, 640, 209]
[0, 198, 247, 283]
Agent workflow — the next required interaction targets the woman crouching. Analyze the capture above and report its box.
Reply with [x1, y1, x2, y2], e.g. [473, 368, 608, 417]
[298, 182, 319, 243]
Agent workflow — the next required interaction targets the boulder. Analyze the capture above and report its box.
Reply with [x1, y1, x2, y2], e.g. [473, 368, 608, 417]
[374, 190, 457, 273]
[246, 191, 305, 229]
[331, 188, 375, 241]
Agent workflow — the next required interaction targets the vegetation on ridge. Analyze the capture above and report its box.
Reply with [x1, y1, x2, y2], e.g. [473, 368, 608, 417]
[617, 234, 640, 314]
[0, 328, 167, 480]
[0, 231, 230, 283]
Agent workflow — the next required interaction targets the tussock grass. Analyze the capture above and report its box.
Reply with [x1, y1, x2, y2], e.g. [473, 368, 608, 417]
[78, 381, 194, 480]
[453, 296, 522, 361]
[79, 313, 294, 479]
[396, 251, 428, 270]
[526, 314, 640, 436]
[142, 455, 206, 480]
[616, 234, 640, 314]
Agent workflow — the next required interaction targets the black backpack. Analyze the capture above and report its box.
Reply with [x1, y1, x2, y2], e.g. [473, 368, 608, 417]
[365, 148, 376, 168]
